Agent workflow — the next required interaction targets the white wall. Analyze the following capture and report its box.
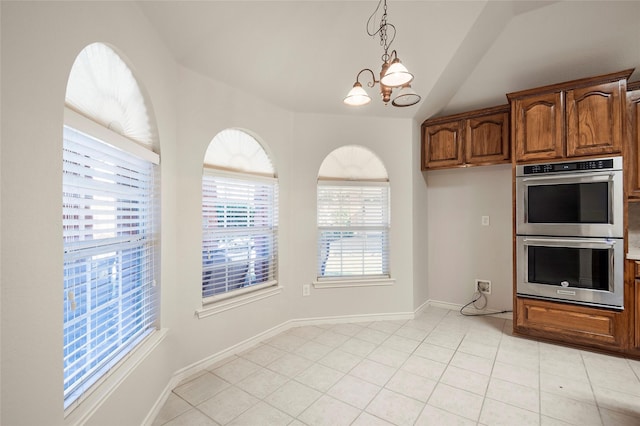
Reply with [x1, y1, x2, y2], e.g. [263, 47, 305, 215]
[1, 2, 178, 425]
[164, 65, 295, 372]
[290, 114, 417, 319]
[0, 2, 422, 425]
[425, 164, 513, 312]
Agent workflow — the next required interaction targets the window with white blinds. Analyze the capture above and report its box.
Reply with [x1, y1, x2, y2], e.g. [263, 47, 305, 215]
[202, 171, 278, 299]
[317, 181, 390, 279]
[62, 125, 157, 408]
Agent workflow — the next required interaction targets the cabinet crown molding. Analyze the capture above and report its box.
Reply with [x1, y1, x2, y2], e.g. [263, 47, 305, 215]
[628, 80, 640, 91]
[506, 68, 635, 100]
[421, 104, 509, 127]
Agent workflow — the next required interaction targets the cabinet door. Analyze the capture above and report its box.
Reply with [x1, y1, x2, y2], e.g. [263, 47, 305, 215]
[566, 81, 624, 157]
[422, 121, 464, 169]
[635, 279, 640, 349]
[465, 111, 510, 165]
[513, 92, 563, 162]
[516, 297, 624, 348]
[626, 90, 640, 199]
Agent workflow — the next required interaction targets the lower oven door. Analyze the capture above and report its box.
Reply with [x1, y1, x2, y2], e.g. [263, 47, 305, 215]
[516, 236, 623, 309]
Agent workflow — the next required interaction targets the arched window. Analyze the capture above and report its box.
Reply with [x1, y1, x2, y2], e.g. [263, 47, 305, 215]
[317, 146, 390, 279]
[62, 43, 158, 410]
[202, 129, 278, 301]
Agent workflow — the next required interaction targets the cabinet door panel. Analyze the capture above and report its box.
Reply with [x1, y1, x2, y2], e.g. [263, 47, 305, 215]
[513, 93, 563, 162]
[566, 81, 624, 157]
[516, 297, 623, 347]
[465, 112, 510, 165]
[626, 90, 640, 199]
[636, 279, 640, 349]
[423, 122, 464, 169]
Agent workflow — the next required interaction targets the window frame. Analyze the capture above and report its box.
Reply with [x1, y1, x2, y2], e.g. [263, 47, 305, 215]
[62, 108, 159, 411]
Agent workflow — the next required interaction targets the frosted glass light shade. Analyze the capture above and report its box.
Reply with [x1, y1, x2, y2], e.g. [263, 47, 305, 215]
[344, 83, 371, 106]
[392, 85, 421, 107]
[380, 60, 413, 87]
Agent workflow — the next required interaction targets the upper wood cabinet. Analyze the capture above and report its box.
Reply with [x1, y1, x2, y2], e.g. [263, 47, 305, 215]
[508, 69, 633, 163]
[511, 92, 563, 162]
[626, 81, 640, 199]
[421, 105, 509, 170]
[422, 120, 464, 169]
[566, 81, 625, 157]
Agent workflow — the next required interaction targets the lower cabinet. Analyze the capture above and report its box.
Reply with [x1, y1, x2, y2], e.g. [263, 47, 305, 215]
[636, 280, 640, 349]
[515, 297, 626, 349]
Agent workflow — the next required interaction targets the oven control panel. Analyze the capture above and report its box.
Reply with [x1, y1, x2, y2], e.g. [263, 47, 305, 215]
[520, 157, 619, 175]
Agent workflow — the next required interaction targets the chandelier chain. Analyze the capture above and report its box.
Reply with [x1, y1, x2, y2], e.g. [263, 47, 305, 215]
[367, 0, 395, 63]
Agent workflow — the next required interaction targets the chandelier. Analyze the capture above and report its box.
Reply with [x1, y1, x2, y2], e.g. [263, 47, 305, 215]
[343, 0, 421, 108]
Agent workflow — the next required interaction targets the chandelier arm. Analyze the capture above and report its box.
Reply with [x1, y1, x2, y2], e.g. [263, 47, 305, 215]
[356, 68, 378, 88]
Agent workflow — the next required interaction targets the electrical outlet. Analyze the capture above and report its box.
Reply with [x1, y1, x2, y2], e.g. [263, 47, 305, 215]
[475, 279, 491, 294]
[481, 216, 490, 226]
[302, 284, 310, 297]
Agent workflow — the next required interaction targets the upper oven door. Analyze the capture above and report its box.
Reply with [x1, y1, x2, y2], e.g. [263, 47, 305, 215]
[516, 168, 623, 238]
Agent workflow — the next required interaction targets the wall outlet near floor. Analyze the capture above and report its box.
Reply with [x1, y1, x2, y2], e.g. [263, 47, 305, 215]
[475, 279, 491, 294]
[481, 216, 490, 226]
[302, 284, 310, 297]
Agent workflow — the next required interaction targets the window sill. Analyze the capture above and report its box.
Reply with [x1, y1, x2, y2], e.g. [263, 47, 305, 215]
[196, 283, 282, 319]
[313, 278, 395, 289]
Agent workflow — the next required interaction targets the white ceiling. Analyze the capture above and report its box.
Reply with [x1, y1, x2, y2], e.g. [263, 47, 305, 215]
[136, 1, 640, 121]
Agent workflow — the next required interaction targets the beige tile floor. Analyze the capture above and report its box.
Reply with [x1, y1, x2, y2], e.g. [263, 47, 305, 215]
[152, 306, 640, 426]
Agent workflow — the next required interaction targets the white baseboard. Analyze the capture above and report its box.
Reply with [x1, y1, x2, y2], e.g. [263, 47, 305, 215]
[413, 298, 430, 317]
[427, 299, 513, 320]
[289, 311, 415, 327]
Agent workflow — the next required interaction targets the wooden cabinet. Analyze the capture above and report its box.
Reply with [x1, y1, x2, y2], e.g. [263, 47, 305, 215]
[632, 260, 640, 351]
[515, 297, 626, 349]
[511, 92, 563, 162]
[465, 110, 510, 165]
[626, 82, 640, 199]
[508, 69, 632, 163]
[422, 121, 464, 169]
[636, 279, 640, 349]
[566, 81, 625, 157]
[421, 105, 509, 170]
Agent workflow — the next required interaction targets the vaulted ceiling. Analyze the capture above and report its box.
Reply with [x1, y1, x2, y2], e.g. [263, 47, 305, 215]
[136, 1, 640, 121]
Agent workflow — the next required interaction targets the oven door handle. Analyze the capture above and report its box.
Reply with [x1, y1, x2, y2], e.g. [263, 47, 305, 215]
[522, 237, 617, 246]
[520, 172, 614, 182]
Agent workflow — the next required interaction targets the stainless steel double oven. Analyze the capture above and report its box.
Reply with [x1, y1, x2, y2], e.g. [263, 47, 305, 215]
[515, 156, 624, 309]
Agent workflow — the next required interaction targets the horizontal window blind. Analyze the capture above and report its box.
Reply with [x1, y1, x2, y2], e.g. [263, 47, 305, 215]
[202, 171, 278, 298]
[317, 182, 389, 278]
[63, 126, 156, 408]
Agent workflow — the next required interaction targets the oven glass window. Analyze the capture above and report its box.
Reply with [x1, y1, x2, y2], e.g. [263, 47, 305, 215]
[527, 246, 609, 290]
[527, 182, 609, 224]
